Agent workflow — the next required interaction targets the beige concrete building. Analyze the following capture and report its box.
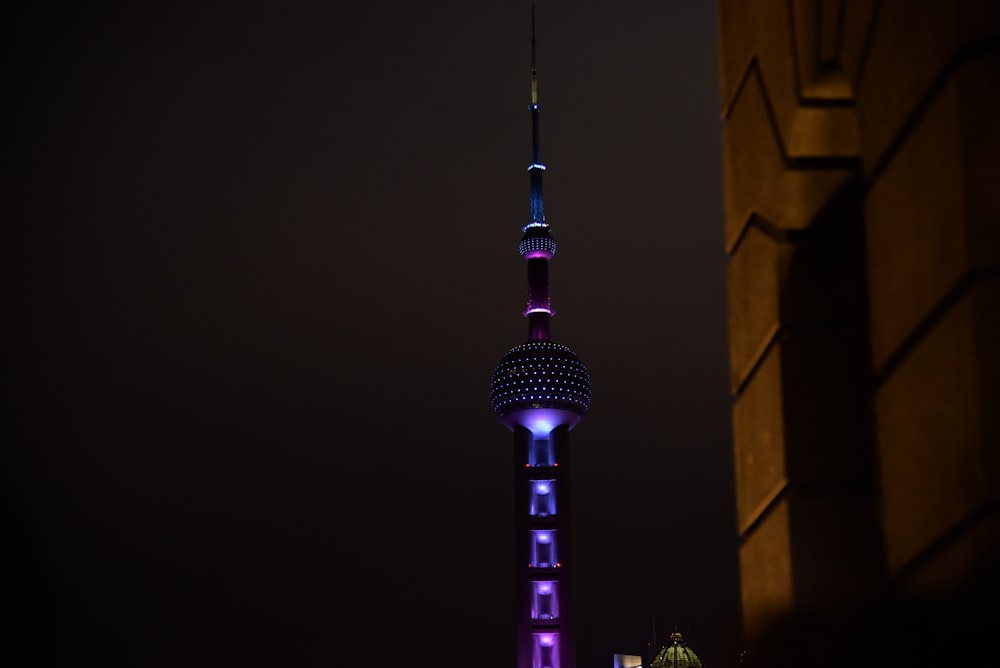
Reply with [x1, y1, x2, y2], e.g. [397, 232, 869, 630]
[717, 0, 1000, 659]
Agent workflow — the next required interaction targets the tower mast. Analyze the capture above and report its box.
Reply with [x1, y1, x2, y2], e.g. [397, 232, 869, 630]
[521, 3, 557, 341]
[491, 8, 591, 668]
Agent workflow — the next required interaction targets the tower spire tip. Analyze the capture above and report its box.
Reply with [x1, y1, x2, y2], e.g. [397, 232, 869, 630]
[530, 3, 538, 105]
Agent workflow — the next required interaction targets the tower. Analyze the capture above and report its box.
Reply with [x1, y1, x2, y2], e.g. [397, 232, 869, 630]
[490, 10, 591, 668]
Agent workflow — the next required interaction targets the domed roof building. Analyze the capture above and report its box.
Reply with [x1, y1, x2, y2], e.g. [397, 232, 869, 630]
[651, 631, 705, 668]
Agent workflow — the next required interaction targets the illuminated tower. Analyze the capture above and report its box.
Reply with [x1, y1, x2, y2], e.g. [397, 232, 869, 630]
[490, 11, 591, 668]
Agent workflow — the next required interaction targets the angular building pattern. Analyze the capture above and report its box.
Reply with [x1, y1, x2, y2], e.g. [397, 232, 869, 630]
[717, 0, 1000, 658]
[491, 12, 591, 668]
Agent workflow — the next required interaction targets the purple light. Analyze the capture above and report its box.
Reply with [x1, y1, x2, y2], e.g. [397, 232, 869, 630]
[531, 580, 560, 622]
[533, 633, 561, 668]
[525, 307, 553, 315]
[519, 234, 556, 258]
[527, 163, 547, 170]
[498, 407, 584, 435]
[535, 482, 550, 494]
[536, 531, 551, 544]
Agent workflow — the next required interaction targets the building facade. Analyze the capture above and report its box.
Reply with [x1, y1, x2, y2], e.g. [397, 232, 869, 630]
[717, 0, 1000, 658]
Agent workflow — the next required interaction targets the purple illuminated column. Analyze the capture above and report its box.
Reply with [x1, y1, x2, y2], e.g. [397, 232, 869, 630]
[524, 250, 553, 340]
[513, 424, 575, 668]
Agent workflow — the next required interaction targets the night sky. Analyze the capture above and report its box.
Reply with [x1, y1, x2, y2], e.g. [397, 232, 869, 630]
[4, 2, 739, 666]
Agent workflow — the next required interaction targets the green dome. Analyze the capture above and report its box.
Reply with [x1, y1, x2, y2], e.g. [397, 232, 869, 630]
[651, 632, 704, 668]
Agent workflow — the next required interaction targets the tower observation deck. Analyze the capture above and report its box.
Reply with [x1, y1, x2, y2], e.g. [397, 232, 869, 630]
[490, 9, 590, 668]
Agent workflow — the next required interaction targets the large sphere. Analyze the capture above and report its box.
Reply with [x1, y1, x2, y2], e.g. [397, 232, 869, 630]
[491, 340, 590, 431]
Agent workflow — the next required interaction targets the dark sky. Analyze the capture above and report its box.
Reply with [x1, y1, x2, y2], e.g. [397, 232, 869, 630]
[4, 1, 739, 666]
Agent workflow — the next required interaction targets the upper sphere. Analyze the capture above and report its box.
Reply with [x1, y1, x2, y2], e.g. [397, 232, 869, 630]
[491, 340, 590, 426]
[519, 226, 557, 259]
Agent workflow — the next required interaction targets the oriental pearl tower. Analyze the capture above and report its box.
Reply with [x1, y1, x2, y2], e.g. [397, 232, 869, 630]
[490, 10, 590, 668]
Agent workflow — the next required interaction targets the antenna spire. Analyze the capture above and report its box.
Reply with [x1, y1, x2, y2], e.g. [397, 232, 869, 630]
[531, 3, 538, 105]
